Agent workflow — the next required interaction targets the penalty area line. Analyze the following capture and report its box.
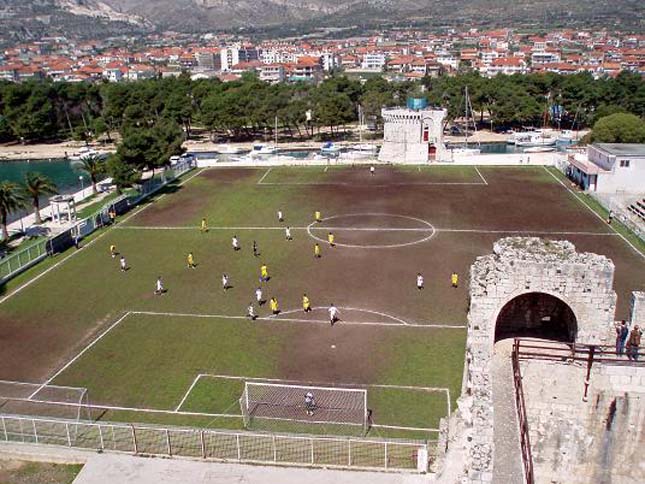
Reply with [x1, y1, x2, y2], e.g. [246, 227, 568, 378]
[474, 166, 488, 186]
[174, 374, 202, 412]
[28, 311, 132, 399]
[0, 168, 205, 307]
[256, 167, 273, 185]
[131, 310, 465, 329]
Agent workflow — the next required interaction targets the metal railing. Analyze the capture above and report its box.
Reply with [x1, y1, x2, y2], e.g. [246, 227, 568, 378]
[0, 414, 429, 473]
[0, 239, 49, 281]
[511, 340, 535, 484]
[0, 161, 194, 285]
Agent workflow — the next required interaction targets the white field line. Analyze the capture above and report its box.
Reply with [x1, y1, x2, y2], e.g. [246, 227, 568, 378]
[474, 166, 488, 185]
[256, 167, 273, 184]
[114, 225, 617, 237]
[372, 424, 440, 432]
[27, 312, 132, 399]
[196, 373, 450, 393]
[269, 306, 410, 325]
[0, 168, 204, 306]
[257, 181, 486, 187]
[5, 395, 241, 419]
[543, 166, 644, 259]
[0, 379, 87, 393]
[437, 228, 618, 236]
[179, 373, 451, 421]
[130, 310, 465, 329]
[174, 374, 202, 412]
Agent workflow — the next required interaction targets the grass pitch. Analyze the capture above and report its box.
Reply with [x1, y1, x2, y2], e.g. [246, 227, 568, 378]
[0, 164, 643, 442]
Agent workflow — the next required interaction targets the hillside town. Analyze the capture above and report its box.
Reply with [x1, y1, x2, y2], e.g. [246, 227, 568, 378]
[1, 28, 644, 84]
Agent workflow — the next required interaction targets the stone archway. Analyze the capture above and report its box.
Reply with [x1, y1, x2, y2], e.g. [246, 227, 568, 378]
[494, 292, 578, 343]
[457, 238, 617, 483]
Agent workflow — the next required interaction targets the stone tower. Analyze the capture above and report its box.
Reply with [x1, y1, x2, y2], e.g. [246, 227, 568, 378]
[378, 105, 447, 163]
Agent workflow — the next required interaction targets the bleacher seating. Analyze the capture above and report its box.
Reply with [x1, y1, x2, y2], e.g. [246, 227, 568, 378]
[627, 198, 645, 223]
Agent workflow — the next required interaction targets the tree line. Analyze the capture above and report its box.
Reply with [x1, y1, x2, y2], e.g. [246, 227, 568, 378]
[1, 71, 643, 146]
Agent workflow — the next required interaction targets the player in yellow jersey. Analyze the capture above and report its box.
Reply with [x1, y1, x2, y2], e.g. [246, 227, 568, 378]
[270, 297, 280, 315]
[314, 243, 321, 258]
[314, 210, 322, 223]
[327, 232, 335, 247]
[302, 294, 311, 313]
[451, 271, 459, 288]
[260, 263, 269, 282]
[200, 217, 208, 233]
[187, 252, 196, 269]
[110, 244, 117, 258]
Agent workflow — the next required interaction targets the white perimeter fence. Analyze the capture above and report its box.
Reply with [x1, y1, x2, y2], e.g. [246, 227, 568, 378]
[0, 160, 194, 284]
[0, 414, 430, 473]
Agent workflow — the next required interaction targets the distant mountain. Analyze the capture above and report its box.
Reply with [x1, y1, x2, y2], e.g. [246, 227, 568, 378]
[0, 0, 151, 44]
[0, 0, 642, 43]
[97, 0, 645, 32]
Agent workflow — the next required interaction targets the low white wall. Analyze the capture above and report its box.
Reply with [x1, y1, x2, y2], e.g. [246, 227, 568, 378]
[438, 152, 560, 166]
[196, 153, 562, 168]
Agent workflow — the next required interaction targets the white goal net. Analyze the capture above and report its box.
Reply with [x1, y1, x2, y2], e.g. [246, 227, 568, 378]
[0, 380, 91, 422]
[240, 382, 368, 435]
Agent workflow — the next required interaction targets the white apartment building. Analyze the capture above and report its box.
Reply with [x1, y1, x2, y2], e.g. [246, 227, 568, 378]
[260, 49, 299, 65]
[259, 64, 286, 83]
[531, 51, 561, 65]
[220, 46, 260, 71]
[361, 53, 386, 71]
[435, 51, 459, 70]
[480, 50, 500, 65]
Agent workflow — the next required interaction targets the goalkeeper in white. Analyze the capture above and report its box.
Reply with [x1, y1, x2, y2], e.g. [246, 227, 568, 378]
[304, 391, 315, 416]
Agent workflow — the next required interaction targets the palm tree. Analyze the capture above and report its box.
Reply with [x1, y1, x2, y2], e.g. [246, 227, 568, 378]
[24, 172, 58, 224]
[0, 181, 26, 241]
[80, 154, 105, 194]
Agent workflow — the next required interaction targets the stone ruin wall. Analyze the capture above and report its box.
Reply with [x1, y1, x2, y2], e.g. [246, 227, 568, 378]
[521, 358, 645, 484]
[456, 238, 618, 484]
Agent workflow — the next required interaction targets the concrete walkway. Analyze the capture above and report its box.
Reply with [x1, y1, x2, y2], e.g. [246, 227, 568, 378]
[491, 340, 524, 484]
[0, 442, 432, 484]
[73, 454, 432, 484]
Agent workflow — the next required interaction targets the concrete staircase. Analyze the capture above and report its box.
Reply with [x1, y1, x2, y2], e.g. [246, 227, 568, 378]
[626, 197, 645, 223]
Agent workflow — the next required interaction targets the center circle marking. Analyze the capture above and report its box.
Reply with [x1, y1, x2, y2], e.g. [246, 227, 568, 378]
[306, 213, 436, 249]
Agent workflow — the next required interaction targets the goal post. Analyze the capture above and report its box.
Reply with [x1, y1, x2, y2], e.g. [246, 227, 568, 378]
[240, 382, 368, 435]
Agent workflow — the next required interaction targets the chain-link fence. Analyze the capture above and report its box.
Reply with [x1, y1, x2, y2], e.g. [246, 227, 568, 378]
[0, 414, 429, 473]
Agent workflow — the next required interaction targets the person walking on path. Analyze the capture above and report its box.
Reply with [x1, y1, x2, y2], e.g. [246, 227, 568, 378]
[626, 325, 642, 361]
[615, 320, 629, 355]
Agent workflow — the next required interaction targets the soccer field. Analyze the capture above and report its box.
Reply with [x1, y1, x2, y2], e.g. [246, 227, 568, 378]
[0, 164, 643, 443]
